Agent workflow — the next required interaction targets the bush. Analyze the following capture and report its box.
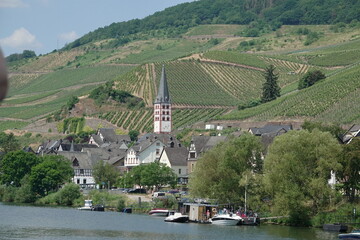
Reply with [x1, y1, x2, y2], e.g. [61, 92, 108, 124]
[57, 183, 81, 206]
[1, 186, 17, 202]
[117, 198, 126, 212]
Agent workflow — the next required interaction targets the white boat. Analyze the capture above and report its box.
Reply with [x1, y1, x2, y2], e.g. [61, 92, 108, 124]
[164, 212, 189, 223]
[148, 208, 170, 216]
[78, 200, 93, 211]
[339, 230, 360, 239]
[210, 213, 242, 226]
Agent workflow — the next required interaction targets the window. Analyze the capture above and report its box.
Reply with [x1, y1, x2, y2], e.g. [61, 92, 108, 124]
[77, 179, 80, 184]
[72, 159, 79, 167]
[178, 169, 181, 174]
[80, 169, 84, 175]
[167, 117, 170, 121]
[156, 149, 160, 155]
[190, 152, 196, 158]
[156, 142, 160, 146]
[83, 179, 86, 184]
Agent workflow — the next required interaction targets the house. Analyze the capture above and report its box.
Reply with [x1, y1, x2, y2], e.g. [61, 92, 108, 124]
[187, 135, 228, 173]
[248, 124, 292, 136]
[159, 146, 188, 184]
[58, 142, 98, 152]
[89, 128, 131, 146]
[341, 124, 360, 144]
[58, 151, 97, 188]
[249, 124, 293, 154]
[125, 133, 184, 169]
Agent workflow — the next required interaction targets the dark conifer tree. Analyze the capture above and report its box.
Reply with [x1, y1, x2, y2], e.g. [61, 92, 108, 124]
[261, 64, 280, 103]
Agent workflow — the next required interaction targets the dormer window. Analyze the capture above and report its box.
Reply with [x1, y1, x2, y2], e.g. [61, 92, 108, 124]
[73, 158, 79, 167]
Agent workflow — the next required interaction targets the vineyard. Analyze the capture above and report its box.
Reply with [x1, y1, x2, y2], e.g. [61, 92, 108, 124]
[221, 64, 360, 123]
[8, 50, 85, 72]
[98, 108, 228, 133]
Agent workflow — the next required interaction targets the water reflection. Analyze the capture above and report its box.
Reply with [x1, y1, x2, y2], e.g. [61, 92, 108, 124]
[0, 203, 339, 240]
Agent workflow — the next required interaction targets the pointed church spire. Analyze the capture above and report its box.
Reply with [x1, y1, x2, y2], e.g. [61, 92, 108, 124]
[154, 65, 170, 104]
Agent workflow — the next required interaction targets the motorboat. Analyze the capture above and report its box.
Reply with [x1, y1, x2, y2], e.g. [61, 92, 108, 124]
[148, 208, 171, 216]
[78, 200, 104, 211]
[78, 200, 93, 211]
[210, 213, 242, 226]
[164, 212, 189, 223]
[339, 230, 360, 239]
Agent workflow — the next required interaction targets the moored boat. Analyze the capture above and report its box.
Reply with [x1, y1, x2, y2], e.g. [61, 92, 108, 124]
[164, 212, 189, 223]
[149, 208, 171, 216]
[339, 230, 360, 239]
[210, 213, 242, 226]
[78, 200, 93, 211]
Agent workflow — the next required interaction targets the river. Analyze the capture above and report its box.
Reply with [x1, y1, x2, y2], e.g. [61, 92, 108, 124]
[0, 203, 339, 240]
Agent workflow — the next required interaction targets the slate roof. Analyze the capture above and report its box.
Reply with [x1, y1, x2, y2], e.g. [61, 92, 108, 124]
[341, 124, 360, 144]
[154, 65, 171, 104]
[249, 124, 292, 136]
[59, 143, 98, 152]
[162, 147, 188, 166]
[91, 128, 131, 145]
[191, 135, 228, 156]
[58, 152, 96, 169]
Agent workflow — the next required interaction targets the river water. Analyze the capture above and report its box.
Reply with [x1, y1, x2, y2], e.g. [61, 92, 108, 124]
[0, 203, 339, 240]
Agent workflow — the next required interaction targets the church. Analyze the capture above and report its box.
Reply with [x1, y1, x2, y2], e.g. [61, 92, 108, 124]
[154, 65, 172, 134]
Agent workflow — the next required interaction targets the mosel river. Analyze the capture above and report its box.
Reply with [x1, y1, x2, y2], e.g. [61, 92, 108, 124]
[0, 203, 339, 240]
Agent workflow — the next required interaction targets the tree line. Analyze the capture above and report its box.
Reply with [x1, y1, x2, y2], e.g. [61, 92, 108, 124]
[64, 0, 360, 50]
[189, 122, 360, 226]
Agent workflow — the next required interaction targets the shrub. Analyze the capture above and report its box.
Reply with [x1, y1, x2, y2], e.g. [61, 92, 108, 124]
[117, 198, 126, 212]
[57, 183, 81, 206]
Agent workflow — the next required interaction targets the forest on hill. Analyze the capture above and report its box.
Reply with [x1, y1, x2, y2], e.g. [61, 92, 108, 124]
[65, 0, 360, 50]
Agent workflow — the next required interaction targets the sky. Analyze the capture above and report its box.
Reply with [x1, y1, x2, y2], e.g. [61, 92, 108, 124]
[0, 0, 195, 57]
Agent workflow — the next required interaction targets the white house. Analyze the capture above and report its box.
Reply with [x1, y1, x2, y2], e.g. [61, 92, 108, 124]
[125, 138, 166, 168]
[159, 146, 188, 184]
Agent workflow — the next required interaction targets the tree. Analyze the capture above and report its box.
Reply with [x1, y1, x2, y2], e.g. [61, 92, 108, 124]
[189, 134, 263, 204]
[298, 70, 326, 90]
[338, 138, 360, 202]
[261, 65, 280, 103]
[0, 132, 20, 153]
[128, 130, 139, 142]
[128, 162, 177, 191]
[263, 130, 342, 225]
[0, 150, 39, 186]
[92, 160, 119, 189]
[301, 120, 343, 139]
[29, 155, 73, 196]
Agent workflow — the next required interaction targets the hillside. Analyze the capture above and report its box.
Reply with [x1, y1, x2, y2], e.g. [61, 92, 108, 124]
[64, 0, 360, 50]
[2, 0, 360, 136]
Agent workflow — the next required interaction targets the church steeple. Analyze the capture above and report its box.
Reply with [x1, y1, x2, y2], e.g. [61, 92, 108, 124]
[154, 65, 172, 134]
[155, 65, 171, 104]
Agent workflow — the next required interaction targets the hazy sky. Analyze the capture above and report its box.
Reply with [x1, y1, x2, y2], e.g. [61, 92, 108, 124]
[0, 0, 195, 56]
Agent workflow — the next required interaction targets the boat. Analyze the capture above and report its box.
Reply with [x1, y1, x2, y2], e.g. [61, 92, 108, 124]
[209, 213, 242, 226]
[339, 230, 360, 239]
[148, 208, 171, 216]
[164, 212, 189, 223]
[78, 199, 93, 211]
[78, 200, 104, 211]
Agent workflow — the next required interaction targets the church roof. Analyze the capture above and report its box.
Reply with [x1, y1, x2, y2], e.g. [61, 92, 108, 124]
[154, 65, 171, 104]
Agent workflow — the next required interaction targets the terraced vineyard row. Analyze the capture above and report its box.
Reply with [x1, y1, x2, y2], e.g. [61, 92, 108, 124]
[202, 51, 267, 69]
[154, 62, 239, 106]
[99, 108, 229, 133]
[200, 63, 264, 103]
[221, 64, 360, 123]
[114, 64, 155, 106]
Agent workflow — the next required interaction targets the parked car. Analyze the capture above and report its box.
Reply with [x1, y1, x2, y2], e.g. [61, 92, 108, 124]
[128, 188, 146, 194]
[152, 192, 166, 200]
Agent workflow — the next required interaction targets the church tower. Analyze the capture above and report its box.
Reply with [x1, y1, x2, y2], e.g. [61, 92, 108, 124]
[154, 65, 171, 134]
